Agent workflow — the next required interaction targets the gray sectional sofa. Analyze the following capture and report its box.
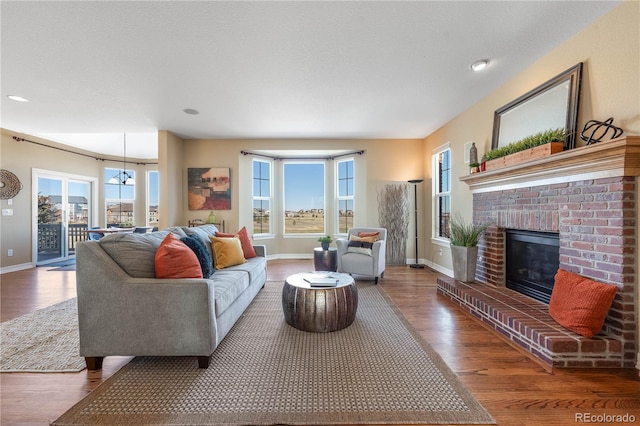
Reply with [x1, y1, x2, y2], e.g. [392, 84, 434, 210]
[75, 225, 267, 369]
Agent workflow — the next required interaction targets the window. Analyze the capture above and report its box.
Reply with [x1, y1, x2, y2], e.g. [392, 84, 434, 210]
[252, 160, 271, 235]
[147, 171, 159, 227]
[336, 158, 354, 233]
[284, 162, 325, 234]
[105, 167, 135, 226]
[432, 147, 451, 239]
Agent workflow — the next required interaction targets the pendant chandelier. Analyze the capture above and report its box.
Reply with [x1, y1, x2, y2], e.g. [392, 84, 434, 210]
[108, 134, 135, 185]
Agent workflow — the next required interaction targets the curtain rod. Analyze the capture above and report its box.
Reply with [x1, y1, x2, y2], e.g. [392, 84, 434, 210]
[240, 150, 365, 161]
[12, 136, 158, 165]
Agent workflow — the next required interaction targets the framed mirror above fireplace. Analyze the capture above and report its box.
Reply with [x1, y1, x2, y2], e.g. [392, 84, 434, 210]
[492, 62, 583, 151]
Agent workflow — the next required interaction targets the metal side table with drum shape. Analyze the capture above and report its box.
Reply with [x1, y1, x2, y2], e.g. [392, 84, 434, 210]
[282, 272, 358, 332]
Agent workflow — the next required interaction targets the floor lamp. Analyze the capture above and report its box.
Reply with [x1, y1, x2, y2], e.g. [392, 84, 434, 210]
[408, 179, 425, 269]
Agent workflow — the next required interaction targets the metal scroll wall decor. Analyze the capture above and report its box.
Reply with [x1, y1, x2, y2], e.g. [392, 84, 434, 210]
[580, 117, 624, 145]
[0, 169, 23, 199]
[378, 183, 410, 265]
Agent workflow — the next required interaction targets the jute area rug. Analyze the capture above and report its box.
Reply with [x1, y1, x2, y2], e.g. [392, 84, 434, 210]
[53, 282, 495, 425]
[0, 298, 86, 372]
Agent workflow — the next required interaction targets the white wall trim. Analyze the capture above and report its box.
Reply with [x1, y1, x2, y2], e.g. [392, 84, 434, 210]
[0, 262, 34, 274]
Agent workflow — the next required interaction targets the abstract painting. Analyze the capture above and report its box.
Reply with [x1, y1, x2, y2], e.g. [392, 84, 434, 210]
[187, 168, 231, 210]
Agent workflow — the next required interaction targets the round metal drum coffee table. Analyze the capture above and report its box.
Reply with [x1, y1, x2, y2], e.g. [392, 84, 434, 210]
[282, 272, 358, 332]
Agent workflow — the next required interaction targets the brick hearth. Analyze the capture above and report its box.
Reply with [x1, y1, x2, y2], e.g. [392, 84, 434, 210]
[456, 137, 639, 369]
[437, 277, 624, 368]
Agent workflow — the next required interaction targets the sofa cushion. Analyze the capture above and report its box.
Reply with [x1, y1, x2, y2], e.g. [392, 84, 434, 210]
[155, 233, 203, 279]
[210, 269, 250, 316]
[549, 269, 618, 338]
[215, 226, 257, 259]
[180, 236, 214, 278]
[222, 256, 266, 282]
[99, 230, 171, 278]
[209, 236, 246, 270]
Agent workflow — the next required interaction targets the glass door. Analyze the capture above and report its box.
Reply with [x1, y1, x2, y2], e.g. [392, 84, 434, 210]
[37, 176, 64, 264]
[35, 171, 96, 265]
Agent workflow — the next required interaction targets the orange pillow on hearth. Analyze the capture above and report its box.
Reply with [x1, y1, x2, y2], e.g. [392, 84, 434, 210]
[155, 233, 203, 279]
[215, 226, 257, 259]
[548, 269, 618, 338]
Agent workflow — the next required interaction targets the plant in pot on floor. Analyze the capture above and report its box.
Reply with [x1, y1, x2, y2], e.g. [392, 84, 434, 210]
[318, 235, 333, 250]
[449, 214, 489, 283]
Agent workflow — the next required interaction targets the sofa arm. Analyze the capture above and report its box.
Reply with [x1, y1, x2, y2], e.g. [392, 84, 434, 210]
[253, 245, 267, 258]
[76, 242, 218, 358]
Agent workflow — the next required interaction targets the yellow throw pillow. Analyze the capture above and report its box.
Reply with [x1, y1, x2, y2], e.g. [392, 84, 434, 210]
[209, 236, 246, 270]
[350, 234, 377, 244]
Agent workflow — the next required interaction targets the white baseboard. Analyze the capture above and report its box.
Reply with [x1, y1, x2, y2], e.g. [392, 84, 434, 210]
[266, 253, 313, 261]
[425, 260, 453, 277]
[0, 262, 34, 274]
[263, 254, 454, 278]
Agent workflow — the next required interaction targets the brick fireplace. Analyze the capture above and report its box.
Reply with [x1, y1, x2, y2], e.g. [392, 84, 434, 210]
[442, 137, 639, 369]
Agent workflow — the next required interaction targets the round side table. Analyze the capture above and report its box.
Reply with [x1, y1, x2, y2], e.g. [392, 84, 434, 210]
[313, 247, 338, 271]
[282, 272, 358, 332]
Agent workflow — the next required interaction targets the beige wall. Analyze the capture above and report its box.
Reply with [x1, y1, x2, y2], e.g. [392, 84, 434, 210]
[0, 129, 157, 271]
[158, 130, 185, 229]
[424, 1, 640, 272]
[174, 138, 424, 258]
[0, 127, 424, 270]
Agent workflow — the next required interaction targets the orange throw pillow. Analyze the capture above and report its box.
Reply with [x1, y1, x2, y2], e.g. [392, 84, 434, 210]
[358, 231, 380, 241]
[548, 269, 618, 338]
[215, 226, 257, 259]
[155, 233, 203, 279]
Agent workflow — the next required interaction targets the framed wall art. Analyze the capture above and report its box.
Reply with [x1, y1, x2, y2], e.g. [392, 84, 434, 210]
[187, 167, 231, 210]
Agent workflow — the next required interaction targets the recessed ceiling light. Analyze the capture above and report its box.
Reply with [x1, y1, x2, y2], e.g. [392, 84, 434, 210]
[183, 108, 199, 115]
[470, 59, 490, 72]
[7, 95, 29, 102]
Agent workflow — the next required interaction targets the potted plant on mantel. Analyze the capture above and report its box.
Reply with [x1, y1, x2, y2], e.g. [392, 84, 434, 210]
[318, 235, 333, 250]
[449, 214, 489, 283]
[482, 128, 566, 171]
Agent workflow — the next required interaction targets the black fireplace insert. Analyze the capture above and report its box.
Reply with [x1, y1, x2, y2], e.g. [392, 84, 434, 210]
[506, 229, 559, 304]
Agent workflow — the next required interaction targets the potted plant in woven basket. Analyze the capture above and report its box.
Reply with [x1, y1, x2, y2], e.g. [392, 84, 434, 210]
[449, 214, 489, 283]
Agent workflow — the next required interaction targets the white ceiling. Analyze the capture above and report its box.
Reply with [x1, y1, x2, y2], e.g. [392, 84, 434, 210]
[1, 1, 620, 159]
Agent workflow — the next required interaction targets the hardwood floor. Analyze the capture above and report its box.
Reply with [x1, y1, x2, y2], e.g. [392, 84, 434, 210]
[1, 260, 638, 425]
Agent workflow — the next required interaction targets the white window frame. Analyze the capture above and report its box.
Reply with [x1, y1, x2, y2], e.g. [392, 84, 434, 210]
[432, 143, 451, 245]
[336, 157, 355, 234]
[104, 167, 135, 226]
[252, 159, 273, 236]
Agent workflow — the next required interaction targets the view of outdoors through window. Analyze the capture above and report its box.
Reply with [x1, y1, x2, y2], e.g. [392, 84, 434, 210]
[284, 162, 325, 234]
[37, 176, 91, 262]
[147, 171, 159, 228]
[105, 168, 135, 226]
[337, 159, 354, 233]
[436, 150, 451, 238]
[252, 160, 271, 234]
[252, 158, 355, 235]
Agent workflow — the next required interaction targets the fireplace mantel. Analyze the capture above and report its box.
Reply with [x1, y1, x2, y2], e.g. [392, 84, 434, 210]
[461, 136, 640, 193]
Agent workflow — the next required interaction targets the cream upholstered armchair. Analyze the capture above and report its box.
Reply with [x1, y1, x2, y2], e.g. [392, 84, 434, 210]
[336, 227, 387, 284]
